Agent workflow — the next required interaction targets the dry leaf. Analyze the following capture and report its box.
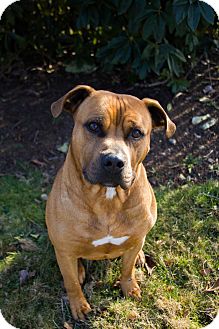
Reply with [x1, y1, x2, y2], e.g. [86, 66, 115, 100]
[17, 238, 38, 251]
[205, 278, 219, 292]
[57, 142, 69, 154]
[31, 159, 46, 167]
[135, 268, 145, 282]
[201, 261, 212, 276]
[29, 270, 36, 278]
[200, 268, 211, 276]
[19, 269, 36, 285]
[145, 255, 156, 276]
[64, 322, 73, 329]
[19, 269, 29, 285]
[127, 310, 140, 320]
[164, 258, 174, 266]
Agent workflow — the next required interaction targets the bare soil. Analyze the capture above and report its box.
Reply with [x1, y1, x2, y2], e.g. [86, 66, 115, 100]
[0, 50, 218, 186]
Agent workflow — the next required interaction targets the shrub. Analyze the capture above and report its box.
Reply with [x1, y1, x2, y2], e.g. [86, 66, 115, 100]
[0, 0, 217, 91]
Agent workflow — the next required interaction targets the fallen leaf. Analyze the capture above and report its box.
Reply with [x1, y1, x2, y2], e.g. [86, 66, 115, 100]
[199, 96, 210, 103]
[169, 138, 176, 145]
[167, 103, 173, 112]
[200, 268, 211, 276]
[30, 233, 40, 239]
[192, 114, 210, 125]
[61, 295, 69, 304]
[57, 142, 69, 154]
[203, 85, 214, 94]
[201, 118, 217, 130]
[31, 159, 46, 167]
[19, 269, 36, 285]
[41, 193, 48, 201]
[200, 262, 212, 276]
[205, 278, 219, 292]
[144, 255, 156, 276]
[164, 258, 174, 266]
[29, 270, 36, 278]
[64, 322, 73, 329]
[19, 269, 29, 285]
[17, 238, 38, 251]
[127, 310, 140, 320]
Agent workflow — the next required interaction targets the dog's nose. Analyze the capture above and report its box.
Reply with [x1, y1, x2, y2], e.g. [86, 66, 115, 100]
[101, 154, 125, 173]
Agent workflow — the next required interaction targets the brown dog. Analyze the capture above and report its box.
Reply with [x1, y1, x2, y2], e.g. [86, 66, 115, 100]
[46, 85, 176, 320]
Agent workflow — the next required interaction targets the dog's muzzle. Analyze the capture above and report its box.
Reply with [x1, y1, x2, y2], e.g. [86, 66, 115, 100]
[83, 153, 134, 189]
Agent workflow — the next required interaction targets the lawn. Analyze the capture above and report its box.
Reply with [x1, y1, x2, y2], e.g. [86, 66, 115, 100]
[0, 169, 218, 329]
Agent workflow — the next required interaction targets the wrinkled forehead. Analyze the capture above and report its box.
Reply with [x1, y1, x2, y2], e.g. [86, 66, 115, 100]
[77, 91, 151, 127]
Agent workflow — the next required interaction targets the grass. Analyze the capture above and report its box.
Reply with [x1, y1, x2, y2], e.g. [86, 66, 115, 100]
[0, 169, 218, 329]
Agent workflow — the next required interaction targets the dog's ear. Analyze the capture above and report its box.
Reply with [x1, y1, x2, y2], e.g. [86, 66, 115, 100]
[51, 85, 95, 118]
[142, 98, 176, 138]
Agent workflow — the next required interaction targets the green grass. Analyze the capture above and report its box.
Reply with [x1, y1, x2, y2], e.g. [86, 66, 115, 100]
[0, 169, 218, 329]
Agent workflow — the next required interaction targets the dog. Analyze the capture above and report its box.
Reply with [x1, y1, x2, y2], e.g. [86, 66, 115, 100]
[46, 85, 176, 320]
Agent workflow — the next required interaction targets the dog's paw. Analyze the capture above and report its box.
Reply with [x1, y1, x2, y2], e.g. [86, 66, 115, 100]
[78, 260, 86, 285]
[120, 278, 141, 300]
[69, 297, 91, 320]
[135, 250, 145, 267]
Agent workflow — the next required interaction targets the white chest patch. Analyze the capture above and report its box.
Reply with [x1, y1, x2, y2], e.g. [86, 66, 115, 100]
[92, 235, 129, 247]
[105, 187, 117, 200]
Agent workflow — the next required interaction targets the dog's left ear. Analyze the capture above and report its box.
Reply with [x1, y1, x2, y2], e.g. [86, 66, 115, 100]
[51, 85, 95, 118]
[142, 98, 176, 138]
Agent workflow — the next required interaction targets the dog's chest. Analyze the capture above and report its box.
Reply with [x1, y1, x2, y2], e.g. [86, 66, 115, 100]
[75, 211, 148, 260]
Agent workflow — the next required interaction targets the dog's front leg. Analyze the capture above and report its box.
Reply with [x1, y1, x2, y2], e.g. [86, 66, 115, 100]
[55, 250, 91, 320]
[120, 240, 144, 299]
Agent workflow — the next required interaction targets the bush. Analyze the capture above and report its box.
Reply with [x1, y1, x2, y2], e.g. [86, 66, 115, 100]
[0, 0, 217, 91]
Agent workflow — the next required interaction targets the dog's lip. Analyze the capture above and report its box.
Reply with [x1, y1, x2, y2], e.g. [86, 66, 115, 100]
[83, 168, 135, 190]
[102, 182, 118, 188]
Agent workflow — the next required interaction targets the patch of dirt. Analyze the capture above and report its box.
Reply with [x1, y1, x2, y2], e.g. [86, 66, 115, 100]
[0, 50, 218, 186]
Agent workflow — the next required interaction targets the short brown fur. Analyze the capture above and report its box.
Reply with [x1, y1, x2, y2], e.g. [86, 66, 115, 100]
[46, 86, 176, 320]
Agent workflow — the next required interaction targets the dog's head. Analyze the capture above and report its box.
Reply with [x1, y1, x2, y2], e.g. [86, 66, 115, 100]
[51, 85, 176, 189]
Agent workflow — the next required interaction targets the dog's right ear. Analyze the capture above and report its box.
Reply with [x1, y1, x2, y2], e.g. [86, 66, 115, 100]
[51, 85, 95, 118]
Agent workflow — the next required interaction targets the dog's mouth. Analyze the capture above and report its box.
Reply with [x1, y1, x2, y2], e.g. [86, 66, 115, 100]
[83, 169, 135, 190]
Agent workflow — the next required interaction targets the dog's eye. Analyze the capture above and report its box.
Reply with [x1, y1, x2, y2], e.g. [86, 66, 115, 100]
[87, 122, 101, 133]
[131, 128, 143, 139]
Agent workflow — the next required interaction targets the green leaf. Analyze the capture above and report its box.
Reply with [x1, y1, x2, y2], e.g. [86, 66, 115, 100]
[107, 36, 127, 49]
[111, 43, 131, 65]
[173, 0, 189, 5]
[199, 1, 215, 24]
[132, 56, 141, 69]
[167, 55, 181, 77]
[168, 78, 190, 93]
[139, 62, 148, 79]
[154, 15, 165, 42]
[118, 0, 133, 15]
[187, 3, 201, 31]
[142, 16, 156, 40]
[128, 0, 146, 32]
[119, 44, 132, 64]
[173, 4, 188, 24]
[141, 44, 155, 60]
[174, 48, 187, 62]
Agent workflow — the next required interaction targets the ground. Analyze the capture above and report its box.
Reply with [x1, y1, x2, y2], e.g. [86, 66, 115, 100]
[0, 49, 218, 329]
[0, 50, 218, 185]
[0, 171, 218, 329]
